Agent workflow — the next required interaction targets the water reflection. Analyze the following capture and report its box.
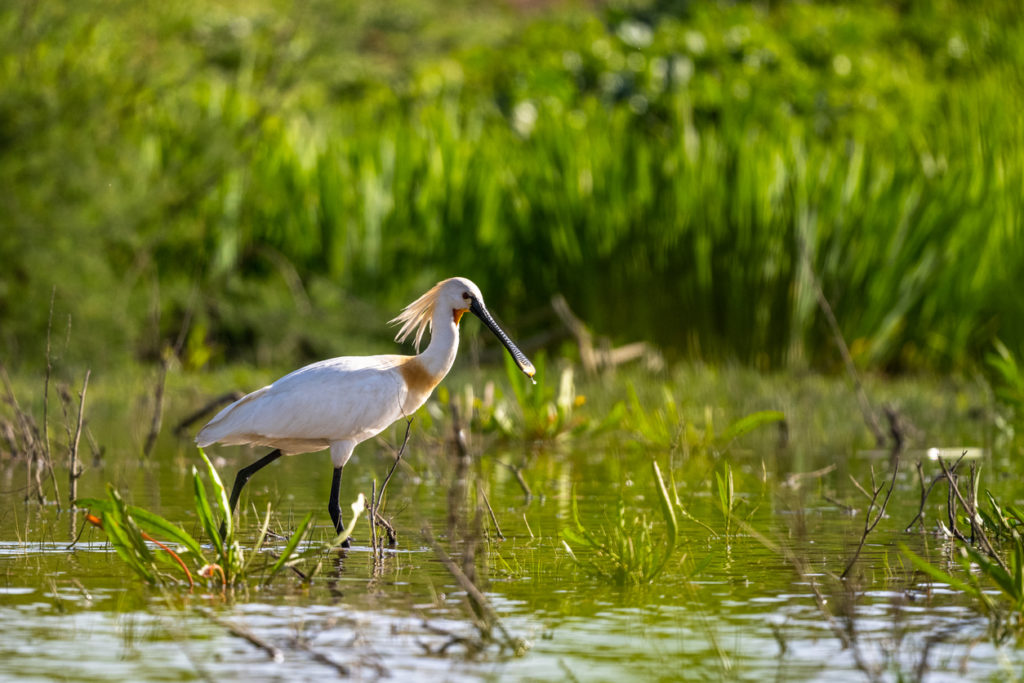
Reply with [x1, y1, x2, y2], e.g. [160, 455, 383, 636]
[0, 426, 1019, 680]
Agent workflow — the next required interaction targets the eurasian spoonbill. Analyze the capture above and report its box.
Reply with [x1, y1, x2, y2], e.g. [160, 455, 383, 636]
[196, 276, 535, 542]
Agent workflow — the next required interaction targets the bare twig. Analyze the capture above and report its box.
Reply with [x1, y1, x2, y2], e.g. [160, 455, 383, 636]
[42, 287, 61, 508]
[144, 297, 194, 457]
[369, 480, 378, 557]
[496, 459, 532, 500]
[775, 522, 885, 681]
[287, 637, 352, 676]
[0, 362, 45, 502]
[551, 294, 663, 373]
[822, 494, 857, 515]
[798, 239, 887, 447]
[782, 463, 836, 489]
[142, 350, 170, 458]
[69, 370, 90, 513]
[197, 607, 283, 662]
[936, 454, 1006, 571]
[376, 418, 412, 510]
[370, 418, 412, 556]
[449, 395, 469, 459]
[422, 525, 528, 655]
[447, 401, 472, 537]
[476, 481, 505, 540]
[373, 510, 397, 545]
[173, 392, 245, 436]
[904, 459, 945, 532]
[841, 449, 901, 579]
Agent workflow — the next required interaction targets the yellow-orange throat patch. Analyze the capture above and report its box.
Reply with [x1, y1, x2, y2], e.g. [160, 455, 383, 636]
[453, 308, 467, 324]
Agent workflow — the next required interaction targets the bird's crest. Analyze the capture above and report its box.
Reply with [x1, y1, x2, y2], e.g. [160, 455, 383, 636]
[390, 279, 449, 351]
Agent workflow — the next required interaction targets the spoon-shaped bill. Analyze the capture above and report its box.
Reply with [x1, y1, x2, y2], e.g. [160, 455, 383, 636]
[469, 297, 536, 383]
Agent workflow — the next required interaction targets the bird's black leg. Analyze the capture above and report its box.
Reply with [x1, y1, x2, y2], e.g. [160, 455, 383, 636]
[220, 449, 284, 538]
[328, 465, 351, 548]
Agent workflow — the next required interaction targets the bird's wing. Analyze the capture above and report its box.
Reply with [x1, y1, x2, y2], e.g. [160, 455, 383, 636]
[196, 355, 411, 452]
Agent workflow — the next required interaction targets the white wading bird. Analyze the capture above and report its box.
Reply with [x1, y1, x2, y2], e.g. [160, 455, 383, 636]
[196, 277, 535, 542]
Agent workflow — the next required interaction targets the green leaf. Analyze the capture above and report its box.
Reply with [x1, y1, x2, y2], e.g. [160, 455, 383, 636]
[963, 545, 1018, 601]
[244, 503, 275, 574]
[1005, 503, 1024, 527]
[900, 543, 983, 601]
[193, 465, 223, 556]
[103, 515, 158, 584]
[1014, 535, 1024, 599]
[125, 504, 206, 564]
[266, 512, 314, 581]
[75, 498, 114, 514]
[198, 448, 232, 539]
[109, 487, 155, 564]
[561, 527, 592, 548]
[716, 410, 785, 446]
[325, 493, 366, 549]
[649, 459, 678, 580]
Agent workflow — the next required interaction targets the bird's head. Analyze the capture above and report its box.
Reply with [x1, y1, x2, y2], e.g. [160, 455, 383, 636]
[438, 276, 484, 325]
[391, 277, 536, 382]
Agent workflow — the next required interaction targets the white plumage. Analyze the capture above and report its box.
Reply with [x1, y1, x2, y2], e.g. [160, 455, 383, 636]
[196, 276, 535, 539]
[198, 355, 416, 464]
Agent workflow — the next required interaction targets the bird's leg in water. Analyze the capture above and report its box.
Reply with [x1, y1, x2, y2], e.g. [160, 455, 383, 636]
[220, 449, 284, 538]
[328, 465, 351, 548]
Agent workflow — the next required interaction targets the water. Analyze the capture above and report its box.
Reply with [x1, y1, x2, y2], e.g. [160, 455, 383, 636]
[0, 391, 1018, 681]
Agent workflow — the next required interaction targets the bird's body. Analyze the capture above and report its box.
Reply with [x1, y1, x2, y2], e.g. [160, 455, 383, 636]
[196, 277, 535, 540]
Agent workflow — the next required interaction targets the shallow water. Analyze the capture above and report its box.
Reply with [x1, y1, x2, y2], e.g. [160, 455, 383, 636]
[0, 393, 1018, 682]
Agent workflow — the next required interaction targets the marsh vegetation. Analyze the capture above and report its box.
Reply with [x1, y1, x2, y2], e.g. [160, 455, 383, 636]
[3, 0, 1024, 680]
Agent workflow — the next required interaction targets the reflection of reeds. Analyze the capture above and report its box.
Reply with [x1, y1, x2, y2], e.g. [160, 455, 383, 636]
[4, 2, 1024, 376]
[422, 524, 530, 657]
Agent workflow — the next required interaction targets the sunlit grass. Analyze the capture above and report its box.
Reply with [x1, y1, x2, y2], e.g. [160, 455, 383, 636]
[78, 449, 364, 587]
[561, 459, 680, 586]
[2, 1, 1023, 373]
[903, 484, 1024, 643]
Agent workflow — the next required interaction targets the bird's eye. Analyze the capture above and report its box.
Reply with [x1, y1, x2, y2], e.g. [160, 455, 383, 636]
[462, 292, 470, 300]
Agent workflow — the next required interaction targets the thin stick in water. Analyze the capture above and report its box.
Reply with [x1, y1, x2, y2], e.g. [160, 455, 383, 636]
[476, 481, 504, 540]
[69, 370, 90, 510]
[197, 607, 283, 662]
[42, 286, 59, 508]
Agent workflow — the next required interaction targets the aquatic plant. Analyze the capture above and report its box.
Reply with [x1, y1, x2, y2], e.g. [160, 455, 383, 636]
[624, 382, 783, 452]
[436, 352, 625, 444]
[78, 449, 364, 587]
[903, 536, 1024, 643]
[500, 353, 625, 442]
[4, 1, 1024, 374]
[561, 459, 679, 586]
[988, 340, 1024, 451]
[902, 462, 1024, 643]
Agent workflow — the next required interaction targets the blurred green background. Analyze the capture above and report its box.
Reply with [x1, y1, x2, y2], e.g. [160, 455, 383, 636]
[2, 0, 1022, 375]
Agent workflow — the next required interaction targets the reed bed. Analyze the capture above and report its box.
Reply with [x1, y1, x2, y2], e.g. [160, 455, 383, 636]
[1, 0, 1022, 371]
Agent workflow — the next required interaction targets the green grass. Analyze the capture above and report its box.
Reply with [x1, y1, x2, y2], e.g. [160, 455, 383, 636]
[561, 459, 681, 586]
[78, 449, 364, 587]
[1, 0, 1023, 376]
[903, 482, 1024, 644]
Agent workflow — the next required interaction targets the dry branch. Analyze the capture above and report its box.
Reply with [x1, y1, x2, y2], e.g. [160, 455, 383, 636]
[68, 370, 90, 511]
[173, 392, 245, 436]
[551, 294, 663, 373]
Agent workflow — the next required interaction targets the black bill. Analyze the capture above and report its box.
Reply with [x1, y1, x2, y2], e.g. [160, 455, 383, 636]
[469, 297, 536, 382]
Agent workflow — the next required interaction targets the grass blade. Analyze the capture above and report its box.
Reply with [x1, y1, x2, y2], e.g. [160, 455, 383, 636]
[266, 512, 314, 582]
[198, 448, 232, 539]
[193, 465, 224, 556]
[125, 505, 207, 565]
[716, 410, 785, 446]
[326, 493, 366, 549]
